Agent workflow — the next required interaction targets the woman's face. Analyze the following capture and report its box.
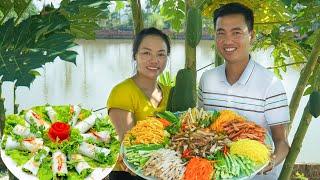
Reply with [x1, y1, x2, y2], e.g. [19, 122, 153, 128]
[135, 35, 168, 80]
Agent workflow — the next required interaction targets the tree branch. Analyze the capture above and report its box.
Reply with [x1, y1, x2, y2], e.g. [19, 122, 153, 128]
[255, 18, 318, 25]
[266, 61, 307, 69]
[288, 32, 320, 133]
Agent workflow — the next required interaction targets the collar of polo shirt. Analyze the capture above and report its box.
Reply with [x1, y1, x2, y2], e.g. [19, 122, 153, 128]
[219, 57, 255, 85]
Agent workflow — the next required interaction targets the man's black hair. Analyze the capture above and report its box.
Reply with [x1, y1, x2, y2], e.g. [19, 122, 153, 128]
[213, 3, 254, 31]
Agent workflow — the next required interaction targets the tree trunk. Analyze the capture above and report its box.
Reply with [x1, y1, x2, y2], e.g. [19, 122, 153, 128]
[288, 32, 320, 133]
[279, 103, 313, 179]
[130, 0, 144, 35]
[185, 41, 197, 73]
[279, 65, 320, 179]
[184, 0, 197, 104]
[0, 81, 4, 137]
[14, 84, 18, 114]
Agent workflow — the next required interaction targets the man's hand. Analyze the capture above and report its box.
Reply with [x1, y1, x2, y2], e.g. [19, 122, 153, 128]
[259, 154, 276, 175]
[259, 124, 289, 175]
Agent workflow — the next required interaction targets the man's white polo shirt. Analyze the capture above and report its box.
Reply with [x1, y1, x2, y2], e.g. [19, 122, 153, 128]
[198, 59, 290, 131]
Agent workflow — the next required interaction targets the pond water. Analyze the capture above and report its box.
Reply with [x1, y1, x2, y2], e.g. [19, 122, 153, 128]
[2, 39, 319, 163]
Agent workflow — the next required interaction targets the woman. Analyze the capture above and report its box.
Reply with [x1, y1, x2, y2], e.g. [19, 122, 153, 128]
[107, 27, 171, 180]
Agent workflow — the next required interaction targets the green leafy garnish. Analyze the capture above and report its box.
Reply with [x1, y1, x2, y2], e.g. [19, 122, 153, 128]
[5, 149, 31, 166]
[34, 149, 48, 162]
[4, 115, 25, 135]
[157, 111, 181, 135]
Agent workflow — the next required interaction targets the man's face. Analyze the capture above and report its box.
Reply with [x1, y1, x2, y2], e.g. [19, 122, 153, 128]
[215, 14, 253, 64]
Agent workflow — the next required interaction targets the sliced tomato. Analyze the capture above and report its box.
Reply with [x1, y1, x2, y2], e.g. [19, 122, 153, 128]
[48, 122, 70, 141]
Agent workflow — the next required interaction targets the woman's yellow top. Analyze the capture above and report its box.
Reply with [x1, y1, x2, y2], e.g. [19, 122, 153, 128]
[107, 78, 171, 171]
[107, 78, 171, 121]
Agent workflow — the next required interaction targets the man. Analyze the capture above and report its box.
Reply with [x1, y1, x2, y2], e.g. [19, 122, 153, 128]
[198, 3, 290, 179]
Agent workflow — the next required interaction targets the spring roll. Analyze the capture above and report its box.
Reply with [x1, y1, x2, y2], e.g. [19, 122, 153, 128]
[69, 105, 81, 126]
[52, 150, 68, 176]
[74, 114, 97, 133]
[4, 136, 20, 150]
[5, 136, 43, 152]
[22, 146, 50, 175]
[68, 154, 92, 176]
[25, 110, 50, 129]
[78, 142, 110, 162]
[12, 124, 35, 138]
[45, 106, 57, 123]
[81, 131, 110, 143]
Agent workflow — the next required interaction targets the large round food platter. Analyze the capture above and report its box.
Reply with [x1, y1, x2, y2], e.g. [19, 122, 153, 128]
[0, 105, 120, 180]
[121, 108, 274, 180]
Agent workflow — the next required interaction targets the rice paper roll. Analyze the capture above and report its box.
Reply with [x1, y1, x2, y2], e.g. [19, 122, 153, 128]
[52, 150, 68, 176]
[12, 124, 35, 138]
[45, 106, 57, 123]
[69, 105, 81, 126]
[68, 154, 92, 176]
[4, 136, 20, 150]
[25, 110, 50, 129]
[78, 142, 110, 162]
[22, 146, 50, 175]
[74, 114, 97, 133]
[81, 131, 110, 143]
[5, 136, 43, 152]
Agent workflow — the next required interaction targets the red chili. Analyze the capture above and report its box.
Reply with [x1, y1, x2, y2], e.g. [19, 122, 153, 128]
[48, 122, 70, 142]
[223, 145, 228, 155]
[182, 123, 187, 130]
[182, 149, 193, 158]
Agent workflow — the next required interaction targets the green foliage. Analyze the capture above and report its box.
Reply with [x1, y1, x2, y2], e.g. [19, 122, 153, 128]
[294, 171, 308, 180]
[14, 0, 31, 19]
[145, 13, 165, 29]
[115, 1, 125, 12]
[149, 0, 161, 7]
[0, 0, 110, 87]
[158, 71, 175, 87]
[0, 12, 77, 87]
[60, 0, 110, 39]
[0, 0, 38, 25]
[0, 0, 13, 22]
[255, 29, 308, 78]
[159, 0, 185, 32]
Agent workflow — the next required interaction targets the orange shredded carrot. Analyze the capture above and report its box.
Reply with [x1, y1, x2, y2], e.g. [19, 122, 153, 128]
[210, 110, 245, 132]
[184, 157, 214, 180]
[70, 105, 74, 114]
[158, 118, 171, 128]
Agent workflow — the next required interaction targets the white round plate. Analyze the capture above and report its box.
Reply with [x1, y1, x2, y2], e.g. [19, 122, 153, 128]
[0, 143, 116, 180]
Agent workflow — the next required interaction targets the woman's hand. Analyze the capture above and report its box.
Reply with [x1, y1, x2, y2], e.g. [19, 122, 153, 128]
[109, 108, 135, 142]
[118, 155, 136, 176]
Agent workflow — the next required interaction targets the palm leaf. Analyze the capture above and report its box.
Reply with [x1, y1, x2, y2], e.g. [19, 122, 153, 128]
[0, 11, 77, 87]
